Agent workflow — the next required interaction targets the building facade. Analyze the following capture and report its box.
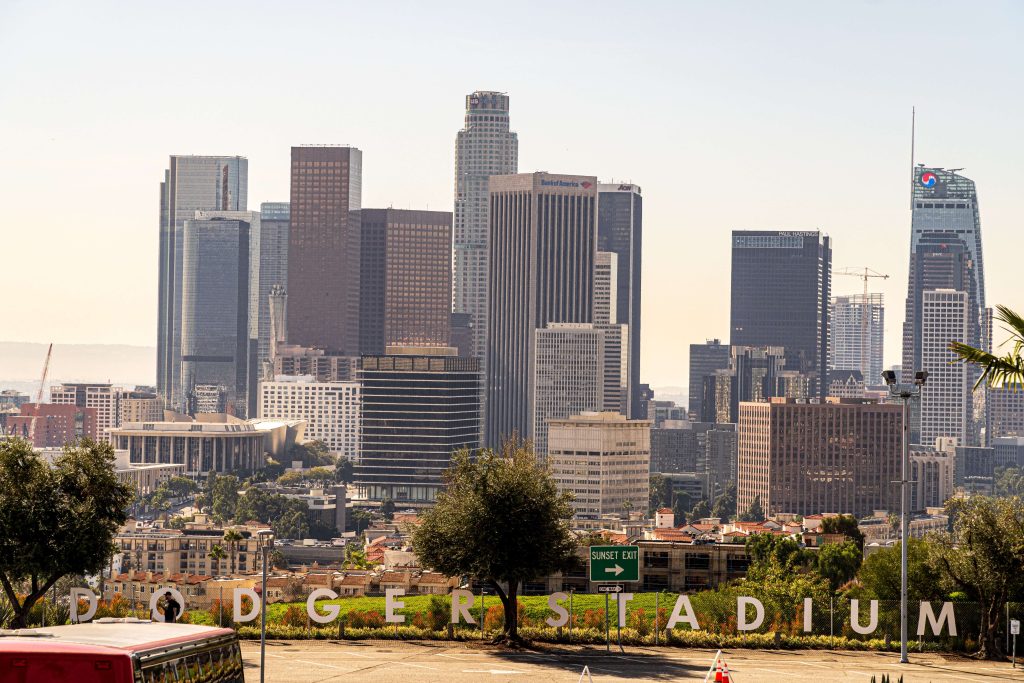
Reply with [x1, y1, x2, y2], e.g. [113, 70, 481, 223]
[5, 403, 98, 447]
[987, 385, 1024, 440]
[259, 377, 360, 459]
[256, 202, 290, 370]
[830, 293, 884, 384]
[287, 146, 362, 354]
[109, 418, 301, 475]
[919, 289, 971, 449]
[549, 412, 651, 522]
[49, 383, 123, 441]
[902, 167, 987, 444]
[354, 349, 481, 504]
[597, 183, 643, 418]
[593, 251, 617, 326]
[486, 172, 597, 447]
[533, 323, 605, 460]
[359, 208, 453, 355]
[453, 91, 518, 363]
[158, 155, 248, 412]
[737, 398, 902, 518]
[179, 217, 252, 417]
[688, 339, 731, 420]
[730, 230, 831, 398]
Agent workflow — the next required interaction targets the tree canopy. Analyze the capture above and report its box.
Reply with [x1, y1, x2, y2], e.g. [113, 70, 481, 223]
[931, 495, 1024, 659]
[0, 438, 133, 627]
[820, 514, 866, 551]
[412, 441, 577, 643]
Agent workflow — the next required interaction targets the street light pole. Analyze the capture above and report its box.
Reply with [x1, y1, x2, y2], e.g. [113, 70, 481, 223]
[257, 530, 274, 683]
[899, 393, 910, 665]
[883, 369, 927, 666]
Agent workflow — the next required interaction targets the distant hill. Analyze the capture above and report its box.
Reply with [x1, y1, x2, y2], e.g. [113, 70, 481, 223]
[0, 342, 155, 391]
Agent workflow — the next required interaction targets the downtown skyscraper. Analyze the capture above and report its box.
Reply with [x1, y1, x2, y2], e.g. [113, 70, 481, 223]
[287, 146, 362, 354]
[597, 183, 643, 417]
[485, 172, 597, 448]
[157, 155, 248, 412]
[730, 230, 831, 398]
[829, 293, 885, 384]
[453, 91, 519, 361]
[902, 166, 987, 445]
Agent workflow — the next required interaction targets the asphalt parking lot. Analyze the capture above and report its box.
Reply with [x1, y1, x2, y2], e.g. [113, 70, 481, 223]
[239, 640, 1024, 682]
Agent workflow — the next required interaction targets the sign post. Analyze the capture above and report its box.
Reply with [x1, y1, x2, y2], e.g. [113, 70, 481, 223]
[1012, 619, 1020, 668]
[590, 546, 638, 653]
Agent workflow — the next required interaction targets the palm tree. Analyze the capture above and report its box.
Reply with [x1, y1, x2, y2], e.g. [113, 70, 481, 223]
[223, 530, 243, 575]
[950, 305, 1024, 388]
[209, 545, 226, 575]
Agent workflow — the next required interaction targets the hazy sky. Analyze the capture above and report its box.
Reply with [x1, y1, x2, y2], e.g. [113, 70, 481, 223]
[2, 1, 1021, 391]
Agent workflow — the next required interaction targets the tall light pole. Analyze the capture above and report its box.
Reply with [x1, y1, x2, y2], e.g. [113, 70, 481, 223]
[882, 369, 927, 664]
[257, 529, 275, 683]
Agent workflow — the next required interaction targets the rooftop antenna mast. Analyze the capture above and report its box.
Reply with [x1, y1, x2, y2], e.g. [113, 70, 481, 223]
[910, 106, 916, 209]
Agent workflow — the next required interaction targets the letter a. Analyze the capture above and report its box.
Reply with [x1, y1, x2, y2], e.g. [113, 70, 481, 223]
[666, 595, 700, 630]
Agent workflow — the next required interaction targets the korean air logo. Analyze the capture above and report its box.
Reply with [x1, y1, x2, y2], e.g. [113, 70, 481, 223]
[919, 172, 937, 188]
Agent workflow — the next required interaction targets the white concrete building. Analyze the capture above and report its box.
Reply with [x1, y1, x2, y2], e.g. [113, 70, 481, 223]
[49, 383, 124, 442]
[259, 376, 360, 459]
[533, 324, 604, 460]
[920, 290, 971, 448]
[829, 293, 885, 383]
[452, 91, 518, 364]
[548, 411, 651, 522]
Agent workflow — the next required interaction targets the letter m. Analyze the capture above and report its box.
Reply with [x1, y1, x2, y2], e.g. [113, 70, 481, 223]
[917, 601, 957, 637]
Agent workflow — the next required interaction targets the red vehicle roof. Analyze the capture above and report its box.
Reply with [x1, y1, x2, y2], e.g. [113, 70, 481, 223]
[0, 620, 236, 654]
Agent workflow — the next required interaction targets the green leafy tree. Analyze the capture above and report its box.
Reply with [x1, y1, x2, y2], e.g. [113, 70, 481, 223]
[690, 498, 711, 521]
[335, 456, 354, 484]
[268, 549, 287, 570]
[306, 467, 335, 484]
[222, 529, 243, 574]
[995, 467, 1024, 498]
[930, 495, 1024, 659]
[855, 537, 939, 602]
[0, 439, 133, 628]
[412, 441, 576, 644]
[738, 494, 764, 522]
[344, 546, 372, 569]
[950, 304, 1024, 388]
[164, 476, 199, 499]
[671, 491, 692, 523]
[745, 534, 814, 573]
[816, 540, 862, 591]
[648, 473, 671, 515]
[210, 475, 240, 523]
[287, 441, 336, 468]
[275, 471, 304, 487]
[209, 545, 226, 574]
[381, 498, 396, 521]
[820, 514, 866, 551]
[350, 509, 372, 534]
[711, 482, 737, 521]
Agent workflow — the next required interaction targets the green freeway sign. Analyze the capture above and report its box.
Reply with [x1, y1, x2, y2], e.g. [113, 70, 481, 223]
[589, 545, 639, 582]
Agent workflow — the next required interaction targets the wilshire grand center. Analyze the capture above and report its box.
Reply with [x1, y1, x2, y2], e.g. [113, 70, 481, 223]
[902, 166, 987, 446]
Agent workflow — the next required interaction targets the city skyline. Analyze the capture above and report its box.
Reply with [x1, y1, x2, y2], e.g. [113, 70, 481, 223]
[3, 2, 1023, 392]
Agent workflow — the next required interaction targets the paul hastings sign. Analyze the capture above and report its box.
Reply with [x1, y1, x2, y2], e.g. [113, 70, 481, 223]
[66, 588, 960, 637]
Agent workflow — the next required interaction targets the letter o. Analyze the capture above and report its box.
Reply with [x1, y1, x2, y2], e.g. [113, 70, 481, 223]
[150, 587, 186, 622]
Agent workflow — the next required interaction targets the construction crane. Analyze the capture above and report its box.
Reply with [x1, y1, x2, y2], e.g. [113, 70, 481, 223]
[834, 268, 889, 380]
[28, 343, 53, 444]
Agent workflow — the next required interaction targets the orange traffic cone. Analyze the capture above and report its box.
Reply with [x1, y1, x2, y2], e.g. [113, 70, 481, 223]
[714, 660, 723, 682]
[721, 661, 731, 683]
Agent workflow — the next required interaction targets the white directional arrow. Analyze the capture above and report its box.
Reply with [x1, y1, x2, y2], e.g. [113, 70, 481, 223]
[604, 564, 624, 576]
